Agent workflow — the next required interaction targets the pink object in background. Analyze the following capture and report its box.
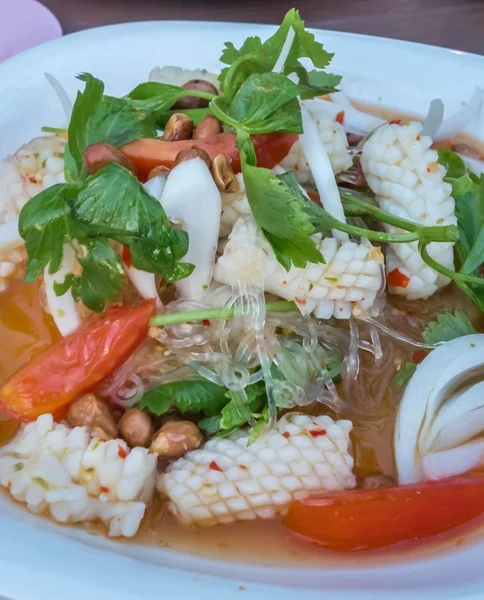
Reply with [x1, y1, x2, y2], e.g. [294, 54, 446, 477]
[0, 0, 62, 62]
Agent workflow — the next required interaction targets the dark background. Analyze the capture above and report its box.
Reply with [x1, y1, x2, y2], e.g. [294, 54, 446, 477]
[42, 0, 484, 54]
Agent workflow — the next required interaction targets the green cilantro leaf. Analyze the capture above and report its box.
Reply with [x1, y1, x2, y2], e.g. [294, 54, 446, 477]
[247, 405, 270, 445]
[139, 380, 229, 416]
[219, 9, 339, 101]
[421, 310, 476, 345]
[438, 148, 468, 183]
[18, 183, 83, 282]
[68, 239, 124, 312]
[66, 73, 158, 183]
[219, 382, 267, 430]
[242, 164, 324, 269]
[70, 162, 193, 281]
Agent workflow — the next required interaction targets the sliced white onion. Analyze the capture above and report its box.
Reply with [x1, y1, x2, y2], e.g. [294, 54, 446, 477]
[302, 98, 386, 136]
[299, 105, 348, 240]
[0, 217, 22, 251]
[330, 91, 353, 107]
[433, 87, 483, 142]
[123, 263, 162, 310]
[394, 334, 484, 484]
[44, 244, 81, 336]
[420, 98, 444, 138]
[160, 158, 221, 299]
[143, 174, 167, 203]
[272, 26, 295, 74]
[45, 72, 73, 121]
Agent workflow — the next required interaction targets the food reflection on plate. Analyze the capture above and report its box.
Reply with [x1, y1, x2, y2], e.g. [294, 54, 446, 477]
[1, 8, 484, 558]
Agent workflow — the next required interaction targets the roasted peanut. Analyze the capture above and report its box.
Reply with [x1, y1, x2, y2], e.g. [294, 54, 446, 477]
[67, 394, 117, 439]
[359, 472, 396, 489]
[83, 142, 138, 176]
[161, 113, 193, 142]
[193, 115, 222, 140]
[119, 408, 154, 448]
[173, 145, 211, 169]
[148, 165, 171, 180]
[211, 154, 239, 193]
[149, 420, 203, 459]
[174, 79, 219, 110]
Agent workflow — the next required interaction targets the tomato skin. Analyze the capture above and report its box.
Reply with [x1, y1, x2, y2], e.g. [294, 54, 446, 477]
[0, 300, 156, 420]
[283, 475, 484, 551]
[121, 132, 297, 180]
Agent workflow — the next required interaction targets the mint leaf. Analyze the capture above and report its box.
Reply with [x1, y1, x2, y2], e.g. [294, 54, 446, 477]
[70, 162, 193, 281]
[139, 380, 229, 416]
[66, 74, 158, 182]
[69, 239, 124, 312]
[421, 310, 476, 345]
[243, 164, 324, 269]
[126, 82, 215, 114]
[18, 183, 82, 282]
[212, 73, 302, 135]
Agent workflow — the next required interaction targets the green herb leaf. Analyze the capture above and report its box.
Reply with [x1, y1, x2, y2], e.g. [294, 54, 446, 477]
[391, 362, 417, 392]
[219, 9, 338, 101]
[438, 148, 468, 182]
[421, 310, 476, 345]
[248, 405, 270, 445]
[296, 68, 342, 100]
[219, 382, 266, 430]
[70, 162, 193, 281]
[242, 165, 323, 269]
[69, 239, 124, 312]
[18, 183, 83, 282]
[126, 82, 215, 114]
[139, 380, 229, 416]
[66, 73, 158, 182]
[198, 415, 223, 435]
[211, 73, 302, 136]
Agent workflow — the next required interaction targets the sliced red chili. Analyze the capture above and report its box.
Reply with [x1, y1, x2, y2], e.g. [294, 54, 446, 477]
[309, 429, 327, 437]
[387, 268, 410, 289]
[118, 445, 128, 459]
[209, 460, 223, 472]
[336, 110, 345, 125]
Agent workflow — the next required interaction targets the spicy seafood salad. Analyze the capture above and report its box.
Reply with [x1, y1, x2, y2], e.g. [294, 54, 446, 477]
[1, 9, 484, 552]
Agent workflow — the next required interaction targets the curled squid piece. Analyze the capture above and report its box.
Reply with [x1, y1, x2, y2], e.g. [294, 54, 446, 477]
[213, 215, 384, 319]
[158, 413, 355, 527]
[279, 110, 353, 183]
[395, 335, 484, 484]
[361, 122, 457, 299]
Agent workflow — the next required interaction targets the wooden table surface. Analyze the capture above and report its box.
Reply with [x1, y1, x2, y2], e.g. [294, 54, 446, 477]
[42, 0, 484, 54]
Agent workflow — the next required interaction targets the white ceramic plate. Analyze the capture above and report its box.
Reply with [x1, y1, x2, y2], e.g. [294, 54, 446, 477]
[1, 21, 484, 600]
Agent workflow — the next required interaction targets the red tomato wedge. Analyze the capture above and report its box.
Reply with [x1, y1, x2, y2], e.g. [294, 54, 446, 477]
[283, 475, 484, 551]
[0, 300, 156, 420]
[121, 132, 298, 180]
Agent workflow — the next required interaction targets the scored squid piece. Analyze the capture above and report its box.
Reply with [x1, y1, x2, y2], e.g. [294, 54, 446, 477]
[279, 110, 353, 182]
[214, 215, 384, 319]
[158, 413, 355, 527]
[361, 122, 457, 299]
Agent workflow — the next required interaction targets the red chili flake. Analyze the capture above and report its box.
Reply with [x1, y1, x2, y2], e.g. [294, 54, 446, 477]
[389, 119, 401, 125]
[202, 319, 211, 326]
[100, 486, 110, 493]
[310, 429, 327, 437]
[7, 481, 11, 490]
[282, 431, 291, 438]
[416, 135, 421, 141]
[307, 190, 321, 204]
[122, 246, 132, 268]
[387, 268, 410, 289]
[282, 280, 287, 285]
[336, 110, 345, 125]
[239, 465, 248, 471]
[427, 161, 439, 173]
[118, 445, 128, 459]
[339, 307, 343, 312]
[209, 460, 223, 472]
[295, 297, 307, 306]
[411, 349, 428, 364]
[238, 587, 246, 591]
